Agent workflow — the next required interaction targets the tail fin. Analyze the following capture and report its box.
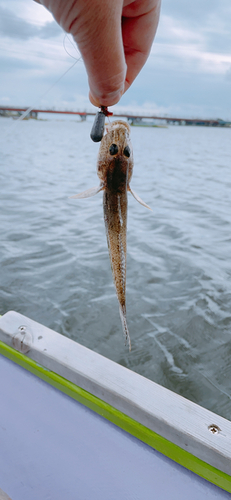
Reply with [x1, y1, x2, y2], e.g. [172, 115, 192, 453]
[119, 305, 131, 352]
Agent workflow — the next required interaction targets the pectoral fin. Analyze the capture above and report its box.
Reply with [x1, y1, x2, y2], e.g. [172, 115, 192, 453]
[70, 184, 104, 199]
[128, 186, 152, 210]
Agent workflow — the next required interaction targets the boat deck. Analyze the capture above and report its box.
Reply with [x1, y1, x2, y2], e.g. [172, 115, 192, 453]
[0, 354, 230, 500]
[0, 311, 231, 499]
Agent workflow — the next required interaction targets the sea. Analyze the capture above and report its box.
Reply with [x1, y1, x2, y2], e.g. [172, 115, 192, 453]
[1, 116, 231, 421]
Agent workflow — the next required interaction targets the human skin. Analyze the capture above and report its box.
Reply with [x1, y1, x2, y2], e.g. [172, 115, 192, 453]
[35, 0, 161, 107]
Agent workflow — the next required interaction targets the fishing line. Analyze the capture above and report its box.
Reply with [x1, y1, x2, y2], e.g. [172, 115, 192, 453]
[1, 34, 82, 139]
[63, 33, 81, 60]
[14, 59, 80, 123]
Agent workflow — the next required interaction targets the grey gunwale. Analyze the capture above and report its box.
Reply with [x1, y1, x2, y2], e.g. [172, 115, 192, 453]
[0, 310, 231, 480]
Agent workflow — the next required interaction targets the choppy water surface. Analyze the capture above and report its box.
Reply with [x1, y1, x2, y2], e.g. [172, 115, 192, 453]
[1, 117, 231, 420]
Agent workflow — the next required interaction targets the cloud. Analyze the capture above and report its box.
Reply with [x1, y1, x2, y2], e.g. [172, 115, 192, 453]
[151, 10, 231, 82]
[0, 96, 10, 103]
[161, 0, 231, 29]
[0, 5, 61, 40]
[39, 22, 63, 40]
[157, 2, 231, 56]
[0, 54, 42, 76]
[152, 42, 231, 76]
[225, 67, 231, 82]
[116, 53, 231, 120]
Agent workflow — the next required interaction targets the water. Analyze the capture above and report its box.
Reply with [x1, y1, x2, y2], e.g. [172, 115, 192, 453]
[1, 117, 231, 420]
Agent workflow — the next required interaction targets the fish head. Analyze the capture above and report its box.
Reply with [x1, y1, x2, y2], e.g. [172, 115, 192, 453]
[97, 121, 134, 191]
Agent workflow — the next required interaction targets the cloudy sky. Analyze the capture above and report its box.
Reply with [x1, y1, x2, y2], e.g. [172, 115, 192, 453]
[0, 0, 231, 119]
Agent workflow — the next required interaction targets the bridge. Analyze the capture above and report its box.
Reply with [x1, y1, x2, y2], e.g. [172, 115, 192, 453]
[0, 106, 230, 127]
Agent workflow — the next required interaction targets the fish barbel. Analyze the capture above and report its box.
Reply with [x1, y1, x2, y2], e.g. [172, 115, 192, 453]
[71, 120, 150, 350]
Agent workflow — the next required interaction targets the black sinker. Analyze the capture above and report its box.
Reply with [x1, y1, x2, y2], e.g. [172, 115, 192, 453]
[90, 112, 105, 142]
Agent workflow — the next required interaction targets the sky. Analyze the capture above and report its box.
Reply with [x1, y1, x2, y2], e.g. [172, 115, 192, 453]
[0, 0, 231, 119]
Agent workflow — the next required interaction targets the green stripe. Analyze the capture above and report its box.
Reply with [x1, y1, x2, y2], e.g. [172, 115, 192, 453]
[0, 340, 230, 493]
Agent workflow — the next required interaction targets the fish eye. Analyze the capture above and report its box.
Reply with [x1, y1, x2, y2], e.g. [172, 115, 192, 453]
[109, 144, 118, 155]
[123, 146, 130, 158]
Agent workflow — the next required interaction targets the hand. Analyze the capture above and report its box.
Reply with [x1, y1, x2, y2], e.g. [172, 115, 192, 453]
[35, 0, 161, 107]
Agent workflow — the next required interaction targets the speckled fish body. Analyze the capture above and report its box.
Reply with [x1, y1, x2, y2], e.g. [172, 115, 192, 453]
[98, 121, 132, 350]
[71, 120, 150, 350]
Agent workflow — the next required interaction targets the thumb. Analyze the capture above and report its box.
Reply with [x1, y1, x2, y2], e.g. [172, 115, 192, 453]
[67, 0, 126, 107]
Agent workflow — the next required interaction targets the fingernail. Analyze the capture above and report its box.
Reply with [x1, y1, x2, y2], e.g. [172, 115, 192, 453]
[89, 87, 124, 108]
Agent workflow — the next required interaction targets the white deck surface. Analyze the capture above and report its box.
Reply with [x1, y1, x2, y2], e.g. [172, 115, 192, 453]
[0, 354, 230, 500]
[1, 311, 231, 477]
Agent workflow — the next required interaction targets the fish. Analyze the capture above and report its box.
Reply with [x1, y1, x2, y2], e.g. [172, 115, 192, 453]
[71, 120, 151, 350]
